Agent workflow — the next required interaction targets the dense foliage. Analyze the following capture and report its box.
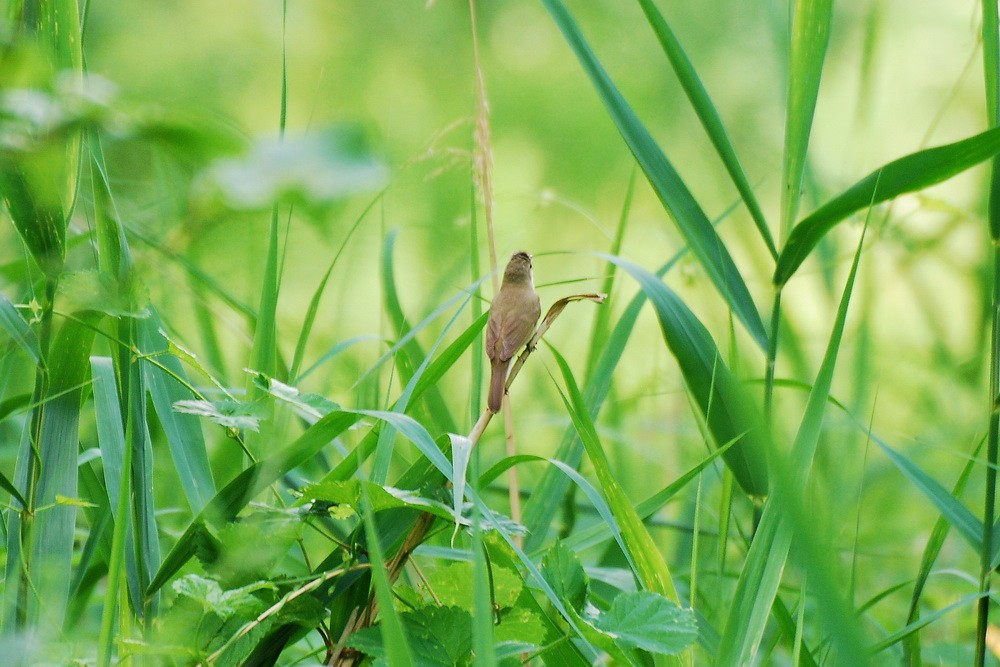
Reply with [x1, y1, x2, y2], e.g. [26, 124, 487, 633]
[3, 0, 1000, 665]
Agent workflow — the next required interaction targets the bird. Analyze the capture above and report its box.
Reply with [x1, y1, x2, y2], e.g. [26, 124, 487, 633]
[486, 251, 541, 413]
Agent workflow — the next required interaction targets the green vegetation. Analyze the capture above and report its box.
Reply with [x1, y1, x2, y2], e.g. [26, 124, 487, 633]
[2, 0, 1000, 664]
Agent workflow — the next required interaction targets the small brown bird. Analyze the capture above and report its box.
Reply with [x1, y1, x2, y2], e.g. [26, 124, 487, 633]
[486, 251, 541, 413]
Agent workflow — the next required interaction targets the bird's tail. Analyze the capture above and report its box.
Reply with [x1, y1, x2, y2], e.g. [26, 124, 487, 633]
[488, 361, 506, 413]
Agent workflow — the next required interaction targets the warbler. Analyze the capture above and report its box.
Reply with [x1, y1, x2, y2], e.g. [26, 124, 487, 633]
[486, 251, 541, 413]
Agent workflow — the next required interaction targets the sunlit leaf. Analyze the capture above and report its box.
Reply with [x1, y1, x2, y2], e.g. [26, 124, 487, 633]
[172, 398, 265, 432]
[190, 127, 387, 217]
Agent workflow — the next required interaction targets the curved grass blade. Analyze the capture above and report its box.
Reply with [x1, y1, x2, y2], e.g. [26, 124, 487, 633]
[542, 0, 768, 350]
[903, 437, 982, 664]
[548, 346, 679, 603]
[290, 190, 384, 382]
[775, 125, 1000, 285]
[359, 488, 415, 666]
[720, 229, 866, 666]
[17, 311, 102, 631]
[139, 316, 216, 513]
[870, 434, 982, 552]
[635, 0, 775, 259]
[780, 0, 833, 235]
[600, 253, 769, 496]
[0, 294, 40, 363]
[523, 251, 684, 549]
[91, 358, 141, 614]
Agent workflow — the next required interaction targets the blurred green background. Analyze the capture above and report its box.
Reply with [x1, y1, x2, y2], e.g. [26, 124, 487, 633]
[4, 0, 998, 657]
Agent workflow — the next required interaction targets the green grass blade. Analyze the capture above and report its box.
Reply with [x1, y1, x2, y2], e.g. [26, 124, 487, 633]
[523, 255, 682, 549]
[1, 0, 82, 280]
[600, 253, 769, 496]
[91, 358, 141, 611]
[379, 229, 457, 434]
[359, 489, 415, 666]
[548, 345, 679, 603]
[25, 311, 102, 631]
[775, 125, 1000, 285]
[558, 435, 738, 555]
[871, 592, 990, 655]
[584, 173, 635, 382]
[123, 324, 160, 618]
[92, 357, 133, 667]
[780, 0, 833, 236]
[290, 190, 383, 382]
[138, 315, 216, 513]
[870, 434, 983, 552]
[904, 437, 983, 664]
[146, 410, 362, 596]
[542, 0, 768, 350]
[720, 227, 865, 665]
[635, 0, 776, 259]
[0, 294, 40, 363]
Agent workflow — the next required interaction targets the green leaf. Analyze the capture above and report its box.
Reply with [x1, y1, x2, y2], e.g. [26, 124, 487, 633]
[600, 253, 769, 496]
[358, 487, 415, 666]
[252, 371, 339, 421]
[541, 0, 768, 350]
[775, 124, 1000, 285]
[427, 561, 523, 611]
[7, 311, 102, 631]
[190, 127, 387, 217]
[540, 541, 589, 613]
[349, 606, 473, 666]
[172, 398, 265, 432]
[1, 3, 83, 279]
[139, 316, 216, 513]
[0, 294, 40, 363]
[635, 0, 775, 259]
[781, 0, 833, 233]
[146, 410, 362, 596]
[549, 346, 679, 603]
[596, 591, 698, 655]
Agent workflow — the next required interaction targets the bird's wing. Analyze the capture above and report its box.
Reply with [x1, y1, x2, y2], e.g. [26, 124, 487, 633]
[498, 302, 539, 360]
[486, 310, 502, 362]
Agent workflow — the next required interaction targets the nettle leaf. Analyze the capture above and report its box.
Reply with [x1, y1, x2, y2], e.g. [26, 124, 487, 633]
[348, 605, 474, 666]
[297, 478, 360, 508]
[592, 591, 698, 657]
[208, 511, 304, 588]
[173, 398, 265, 432]
[171, 574, 274, 618]
[541, 541, 589, 613]
[251, 371, 339, 421]
[493, 607, 547, 646]
[426, 561, 523, 611]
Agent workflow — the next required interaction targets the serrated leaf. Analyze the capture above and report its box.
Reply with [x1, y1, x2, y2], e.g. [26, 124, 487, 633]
[171, 574, 275, 618]
[172, 398, 264, 432]
[251, 371, 339, 420]
[541, 541, 589, 613]
[348, 605, 474, 667]
[427, 561, 523, 611]
[596, 591, 698, 655]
